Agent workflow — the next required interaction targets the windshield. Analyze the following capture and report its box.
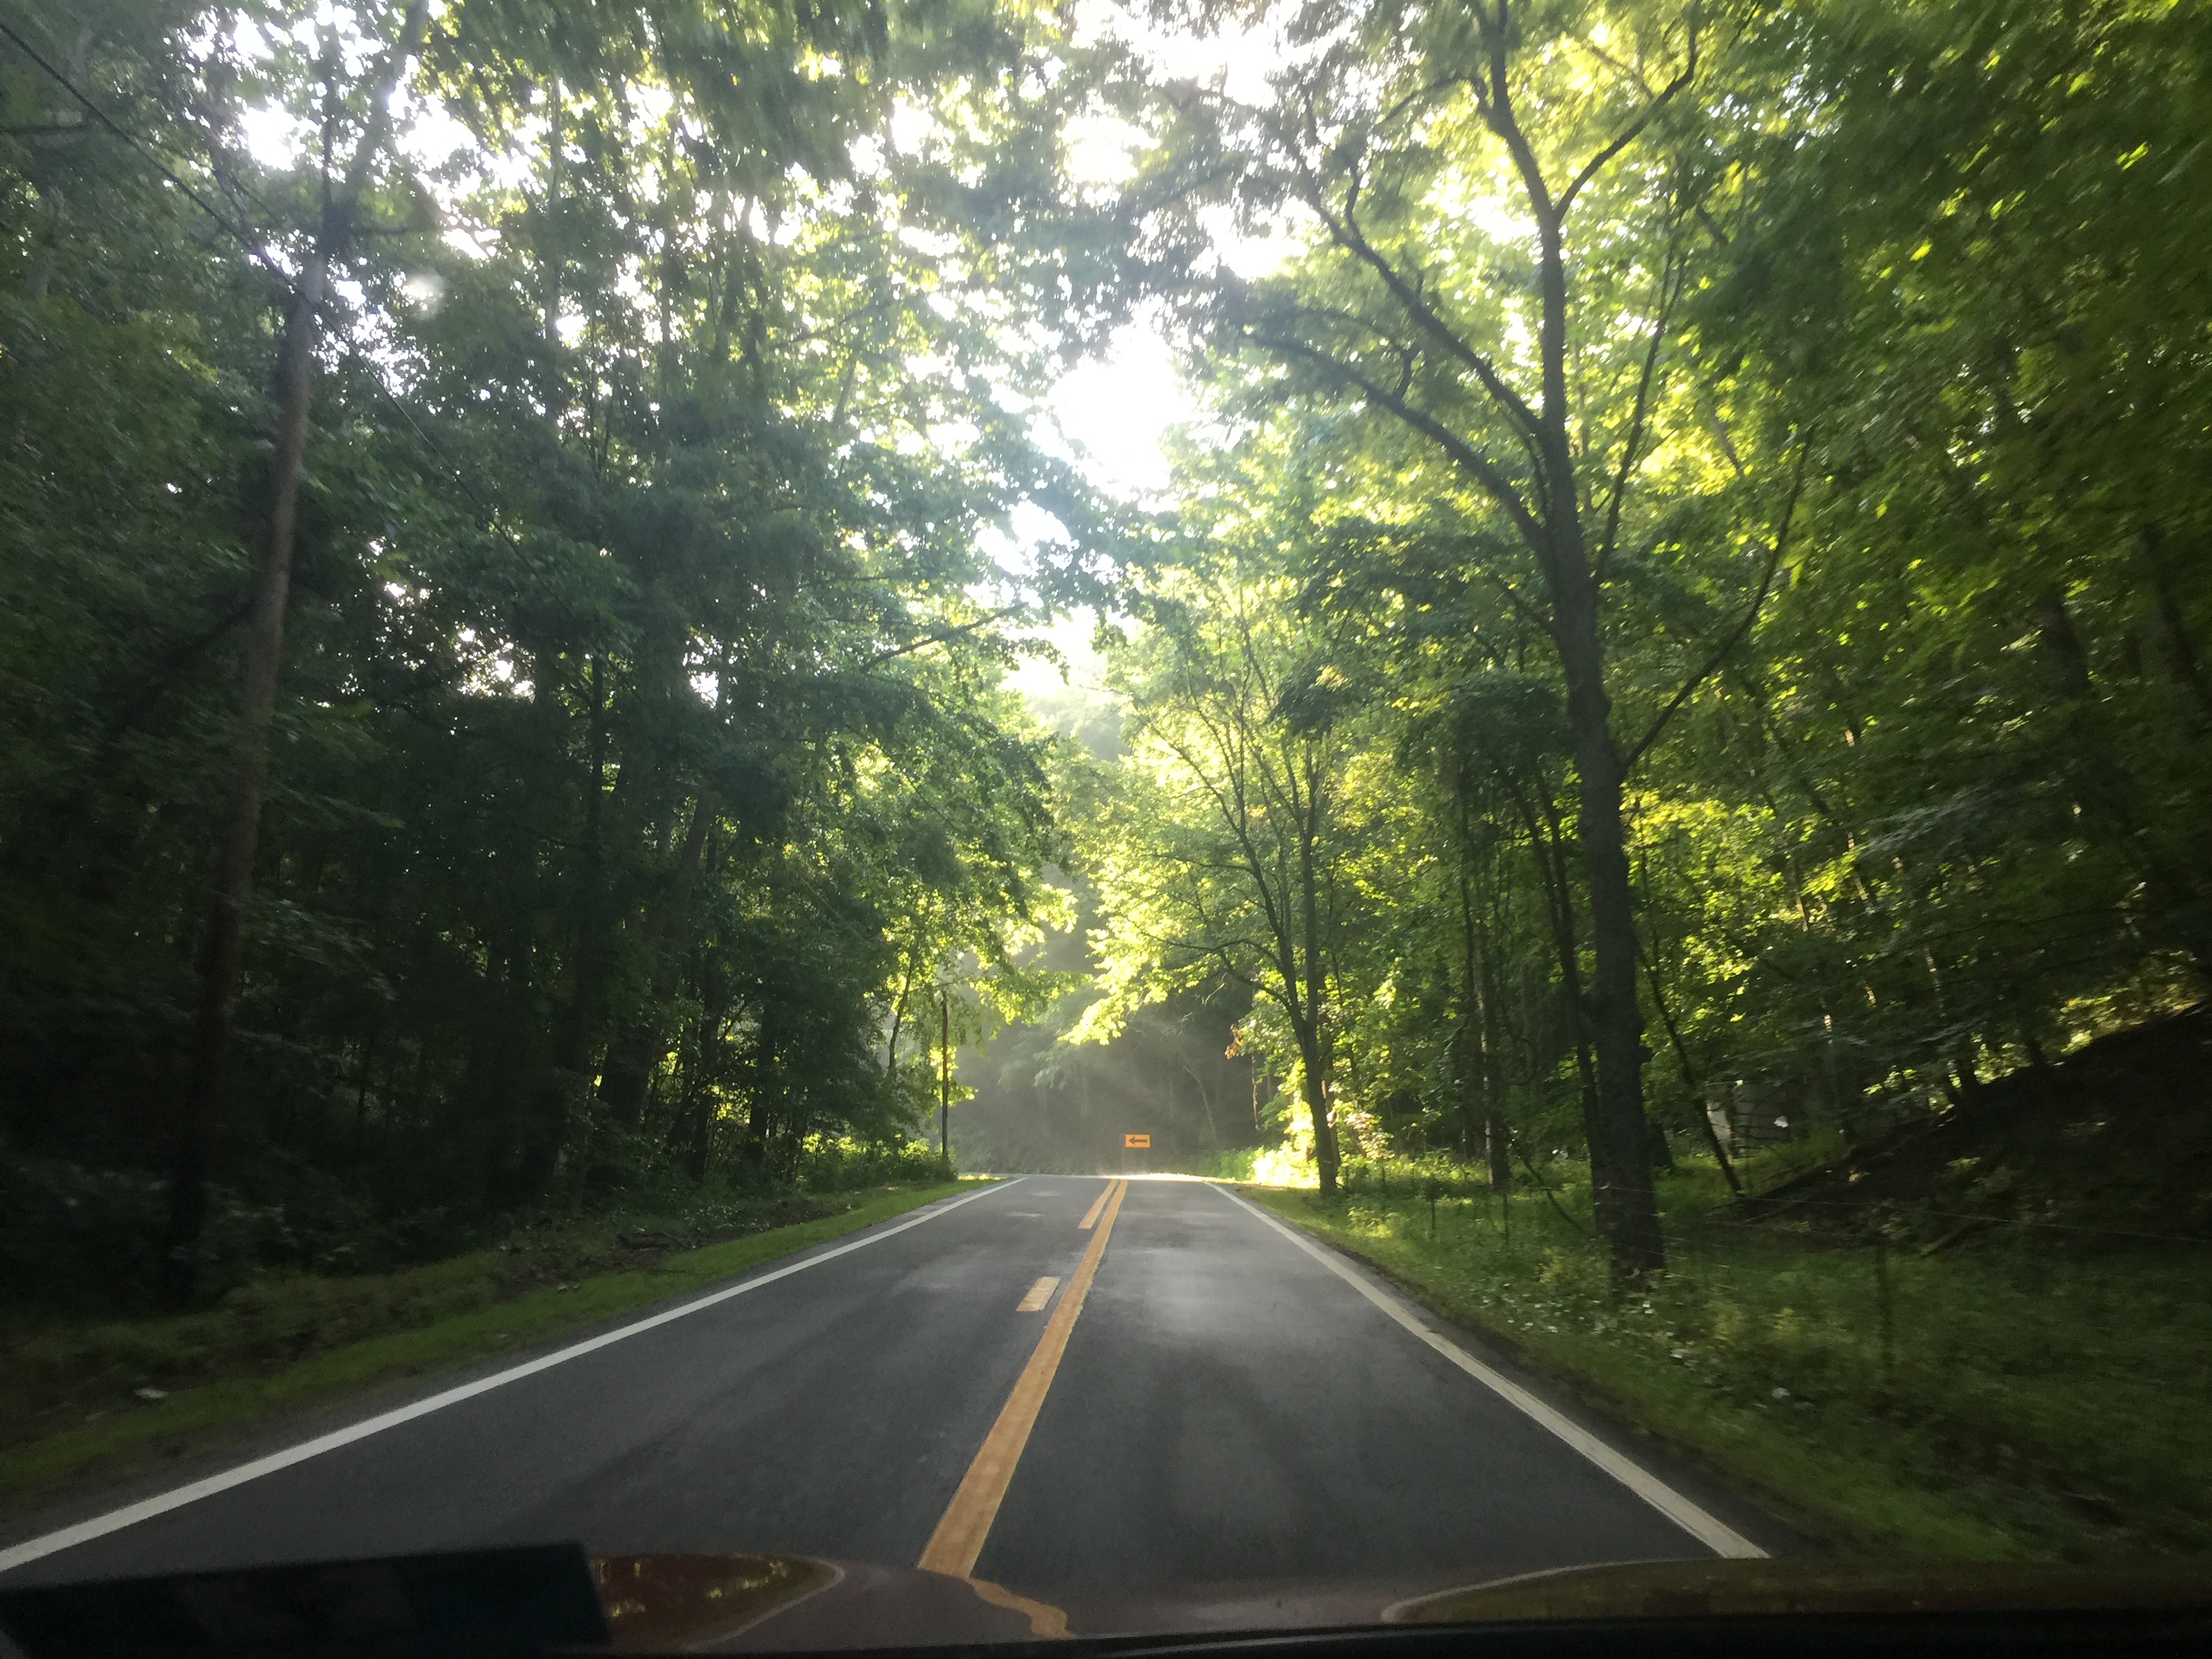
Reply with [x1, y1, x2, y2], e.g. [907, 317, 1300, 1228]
[2, 0, 2209, 1647]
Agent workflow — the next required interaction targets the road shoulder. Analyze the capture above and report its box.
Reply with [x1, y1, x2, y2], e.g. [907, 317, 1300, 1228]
[0, 1182, 978, 1543]
[1233, 1185, 1810, 1559]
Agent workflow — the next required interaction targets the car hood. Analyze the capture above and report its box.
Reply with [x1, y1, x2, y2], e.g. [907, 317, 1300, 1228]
[4, 1547, 2207, 1658]
[588, 1552, 2212, 1651]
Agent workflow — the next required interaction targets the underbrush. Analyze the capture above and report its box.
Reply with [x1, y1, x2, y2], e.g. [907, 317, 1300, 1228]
[1252, 1153, 2212, 1561]
[0, 1173, 960, 1510]
[0, 1137, 951, 1319]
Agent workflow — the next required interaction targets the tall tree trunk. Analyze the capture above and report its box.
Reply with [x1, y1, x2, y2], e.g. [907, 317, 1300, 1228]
[1505, 5, 1666, 1282]
[599, 794, 714, 1127]
[1643, 949, 1740, 1196]
[565, 653, 610, 1080]
[163, 264, 327, 1298]
[161, 3, 428, 1303]
[1478, 836, 1515, 1192]
[674, 1007, 722, 1180]
[1183, 1062, 1221, 1147]
[1256, 0, 1680, 1279]
[1553, 560, 1665, 1280]
[686, 1071, 715, 1179]
[1502, 773, 1609, 1224]
[1298, 1023, 1337, 1197]
[1454, 787, 1500, 1182]
[1296, 760, 1340, 1195]
[541, 75, 564, 419]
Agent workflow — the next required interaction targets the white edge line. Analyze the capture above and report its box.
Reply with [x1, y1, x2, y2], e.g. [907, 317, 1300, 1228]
[0, 1180, 1022, 1578]
[1212, 1185, 1767, 1561]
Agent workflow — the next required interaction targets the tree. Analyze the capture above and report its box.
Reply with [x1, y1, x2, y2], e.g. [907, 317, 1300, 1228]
[1067, 0, 2212, 1245]
[1103, 0, 1821, 1277]
[167, 0, 432, 1301]
[0, 0, 1105, 1305]
[1081, 492, 1371, 1195]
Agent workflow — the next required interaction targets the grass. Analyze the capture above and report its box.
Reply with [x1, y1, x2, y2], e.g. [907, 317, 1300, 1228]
[1248, 1151, 2212, 1562]
[0, 1180, 969, 1520]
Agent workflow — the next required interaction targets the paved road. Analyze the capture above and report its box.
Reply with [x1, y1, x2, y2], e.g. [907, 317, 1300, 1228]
[0, 1179, 1782, 1602]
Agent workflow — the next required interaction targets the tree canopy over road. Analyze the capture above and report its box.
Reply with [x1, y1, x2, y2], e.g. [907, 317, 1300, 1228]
[5, 0, 2209, 1300]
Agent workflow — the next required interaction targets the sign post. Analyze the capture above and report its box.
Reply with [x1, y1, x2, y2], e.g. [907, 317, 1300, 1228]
[1122, 1132, 1149, 1176]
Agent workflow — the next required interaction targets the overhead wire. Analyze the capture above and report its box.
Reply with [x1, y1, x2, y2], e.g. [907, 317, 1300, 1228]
[0, 14, 285, 281]
[0, 12, 555, 561]
[3, 12, 1025, 680]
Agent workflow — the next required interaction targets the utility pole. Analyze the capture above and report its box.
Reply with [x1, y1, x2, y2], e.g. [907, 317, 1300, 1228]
[939, 989, 951, 1169]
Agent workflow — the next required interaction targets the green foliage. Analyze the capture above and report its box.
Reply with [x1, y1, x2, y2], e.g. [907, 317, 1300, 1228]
[1067, 0, 2212, 1197]
[6, 0, 2212, 1560]
[1258, 1172, 2212, 1558]
[0, 0, 1095, 1307]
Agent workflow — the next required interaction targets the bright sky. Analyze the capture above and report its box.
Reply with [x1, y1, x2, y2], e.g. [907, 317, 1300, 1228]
[1038, 3, 1284, 502]
[1005, 3, 1290, 697]
[1043, 1, 1290, 494]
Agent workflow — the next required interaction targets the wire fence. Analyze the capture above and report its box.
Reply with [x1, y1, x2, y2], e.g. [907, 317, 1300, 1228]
[1304, 1153, 2212, 1551]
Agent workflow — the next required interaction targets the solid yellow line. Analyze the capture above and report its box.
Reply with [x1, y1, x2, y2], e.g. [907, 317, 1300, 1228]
[1076, 1180, 1113, 1231]
[918, 1179, 1128, 1578]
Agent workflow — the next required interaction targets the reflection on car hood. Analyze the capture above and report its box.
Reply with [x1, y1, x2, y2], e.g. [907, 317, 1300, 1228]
[590, 1552, 2212, 1651]
[3, 1546, 2207, 1658]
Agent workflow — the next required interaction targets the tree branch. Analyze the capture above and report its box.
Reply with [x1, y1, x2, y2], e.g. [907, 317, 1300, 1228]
[1595, 246, 1685, 580]
[1623, 440, 1812, 774]
[1303, 175, 1544, 445]
[0, 15, 278, 276]
[1249, 329, 1549, 556]
[858, 608, 1017, 669]
[1557, 40, 1698, 220]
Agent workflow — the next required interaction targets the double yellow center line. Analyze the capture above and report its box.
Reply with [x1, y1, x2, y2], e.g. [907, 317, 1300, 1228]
[917, 1179, 1128, 1580]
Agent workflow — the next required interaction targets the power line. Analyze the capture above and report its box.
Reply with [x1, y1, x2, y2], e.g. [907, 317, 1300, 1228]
[0, 14, 283, 279]
[0, 18, 550, 595]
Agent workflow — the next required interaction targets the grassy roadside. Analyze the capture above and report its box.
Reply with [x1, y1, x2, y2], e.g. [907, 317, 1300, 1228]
[1246, 1170, 2212, 1562]
[0, 1181, 970, 1520]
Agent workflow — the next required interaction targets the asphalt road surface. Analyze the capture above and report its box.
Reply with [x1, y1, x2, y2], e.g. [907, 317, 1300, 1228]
[0, 1178, 1784, 1603]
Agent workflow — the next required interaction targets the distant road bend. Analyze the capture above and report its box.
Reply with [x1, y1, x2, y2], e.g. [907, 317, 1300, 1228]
[0, 1178, 1780, 1606]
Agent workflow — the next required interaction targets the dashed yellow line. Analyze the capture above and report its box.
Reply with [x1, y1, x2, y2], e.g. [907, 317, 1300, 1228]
[1016, 1276, 1060, 1313]
[918, 1179, 1128, 1579]
[1076, 1179, 1113, 1231]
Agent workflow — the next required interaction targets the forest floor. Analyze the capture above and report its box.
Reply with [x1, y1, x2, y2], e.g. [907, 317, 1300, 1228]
[1250, 1028, 2212, 1563]
[0, 1180, 966, 1523]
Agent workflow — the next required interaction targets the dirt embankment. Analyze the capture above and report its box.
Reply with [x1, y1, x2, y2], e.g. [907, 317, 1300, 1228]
[1740, 1008, 2212, 1250]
